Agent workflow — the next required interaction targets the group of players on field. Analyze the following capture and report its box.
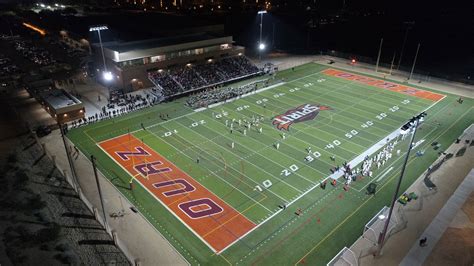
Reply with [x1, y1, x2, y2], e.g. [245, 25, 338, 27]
[213, 108, 405, 191]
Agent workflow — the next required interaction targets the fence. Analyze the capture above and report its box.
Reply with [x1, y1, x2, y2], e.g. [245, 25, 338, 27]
[33, 131, 138, 265]
[321, 50, 474, 85]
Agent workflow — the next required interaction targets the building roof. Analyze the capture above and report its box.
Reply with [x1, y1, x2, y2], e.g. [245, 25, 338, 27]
[40, 89, 82, 112]
[105, 33, 219, 53]
[100, 33, 234, 62]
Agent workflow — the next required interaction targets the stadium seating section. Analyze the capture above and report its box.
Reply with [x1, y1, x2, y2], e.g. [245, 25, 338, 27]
[148, 56, 259, 98]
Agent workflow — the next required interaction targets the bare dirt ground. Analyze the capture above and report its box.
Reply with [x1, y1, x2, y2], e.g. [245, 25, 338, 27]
[0, 91, 129, 265]
[424, 192, 474, 266]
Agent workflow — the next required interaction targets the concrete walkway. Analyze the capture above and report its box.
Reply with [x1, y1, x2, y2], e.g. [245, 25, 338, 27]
[14, 54, 473, 266]
[401, 168, 474, 266]
[40, 130, 189, 266]
[354, 125, 474, 266]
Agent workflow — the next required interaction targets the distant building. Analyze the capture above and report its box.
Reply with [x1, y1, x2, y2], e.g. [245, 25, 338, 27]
[92, 32, 245, 91]
[39, 89, 85, 124]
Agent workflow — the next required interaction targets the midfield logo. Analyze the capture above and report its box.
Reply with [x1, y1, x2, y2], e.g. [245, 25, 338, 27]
[272, 104, 331, 130]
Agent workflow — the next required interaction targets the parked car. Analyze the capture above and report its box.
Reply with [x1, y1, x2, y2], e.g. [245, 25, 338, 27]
[36, 125, 52, 137]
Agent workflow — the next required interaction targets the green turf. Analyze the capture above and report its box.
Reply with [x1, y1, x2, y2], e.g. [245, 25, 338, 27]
[67, 62, 474, 265]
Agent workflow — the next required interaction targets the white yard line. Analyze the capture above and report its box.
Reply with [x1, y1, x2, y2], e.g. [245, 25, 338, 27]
[153, 123, 295, 202]
[284, 95, 444, 207]
[144, 129, 277, 212]
[194, 82, 285, 112]
[95, 143, 219, 254]
[83, 68, 448, 257]
[376, 167, 394, 182]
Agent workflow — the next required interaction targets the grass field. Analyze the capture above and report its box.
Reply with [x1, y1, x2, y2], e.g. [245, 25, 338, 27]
[67, 62, 474, 265]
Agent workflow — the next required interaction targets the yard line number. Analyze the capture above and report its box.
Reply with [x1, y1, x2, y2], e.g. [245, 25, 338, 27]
[281, 164, 299, 177]
[325, 140, 341, 149]
[236, 105, 250, 111]
[305, 151, 321, 162]
[162, 129, 178, 137]
[214, 111, 228, 118]
[190, 120, 206, 128]
[256, 98, 268, 105]
[254, 179, 273, 192]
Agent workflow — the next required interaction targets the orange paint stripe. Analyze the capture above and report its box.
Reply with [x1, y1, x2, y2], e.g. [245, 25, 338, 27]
[322, 69, 445, 101]
[99, 134, 256, 253]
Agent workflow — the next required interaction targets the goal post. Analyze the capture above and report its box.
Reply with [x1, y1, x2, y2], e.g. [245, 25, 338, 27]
[327, 247, 358, 266]
[362, 206, 399, 245]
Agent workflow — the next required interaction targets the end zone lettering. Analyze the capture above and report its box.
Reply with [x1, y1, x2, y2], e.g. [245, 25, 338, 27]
[272, 104, 331, 130]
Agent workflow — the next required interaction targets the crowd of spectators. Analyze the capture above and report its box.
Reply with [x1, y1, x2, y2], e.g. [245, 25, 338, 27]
[148, 56, 260, 98]
[186, 79, 270, 108]
[68, 90, 161, 129]
[173, 66, 208, 91]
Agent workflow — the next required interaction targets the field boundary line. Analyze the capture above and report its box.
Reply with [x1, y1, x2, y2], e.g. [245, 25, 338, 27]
[89, 68, 329, 145]
[284, 89, 444, 208]
[65, 136, 194, 265]
[158, 120, 303, 199]
[194, 82, 285, 112]
[95, 142, 219, 253]
[179, 113, 317, 189]
[295, 105, 472, 264]
[142, 130, 275, 213]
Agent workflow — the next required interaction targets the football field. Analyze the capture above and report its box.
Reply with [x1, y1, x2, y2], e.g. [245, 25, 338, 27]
[68, 63, 474, 265]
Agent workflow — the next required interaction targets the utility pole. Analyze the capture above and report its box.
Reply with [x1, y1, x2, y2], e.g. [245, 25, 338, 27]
[397, 26, 411, 70]
[375, 38, 383, 73]
[389, 51, 396, 75]
[409, 43, 421, 80]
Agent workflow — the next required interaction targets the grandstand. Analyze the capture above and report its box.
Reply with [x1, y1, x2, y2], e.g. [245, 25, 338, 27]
[94, 32, 260, 93]
[148, 55, 260, 98]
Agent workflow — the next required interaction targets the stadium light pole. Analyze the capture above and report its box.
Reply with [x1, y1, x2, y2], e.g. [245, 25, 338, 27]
[408, 43, 421, 81]
[377, 112, 427, 255]
[375, 38, 383, 73]
[389, 51, 396, 75]
[397, 23, 414, 70]
[89, 25, 111, 81]
[258, 10, 267, 61]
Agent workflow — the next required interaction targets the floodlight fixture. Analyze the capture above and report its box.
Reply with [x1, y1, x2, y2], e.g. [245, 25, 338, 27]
[89, 26, 109, 32]
[259, 43, 266, 50]
[258, 10, 268, 14]
[103, 71, 113, 81]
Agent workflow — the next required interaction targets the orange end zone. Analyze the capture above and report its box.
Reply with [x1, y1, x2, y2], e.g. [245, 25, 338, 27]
[322, 69, 445, 101]
[99, 134, 256, 253]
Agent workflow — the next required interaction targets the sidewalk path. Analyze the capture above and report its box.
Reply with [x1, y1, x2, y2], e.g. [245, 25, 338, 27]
[401, 168, 474, 266]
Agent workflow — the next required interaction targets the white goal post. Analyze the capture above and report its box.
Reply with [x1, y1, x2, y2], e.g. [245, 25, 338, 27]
[327, 247, 358, 266]
[362, 206, 399, 245]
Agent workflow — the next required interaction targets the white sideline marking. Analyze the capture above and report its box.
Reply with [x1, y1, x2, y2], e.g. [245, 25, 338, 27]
[90, 69, 447, 256]
[95, 143, 218, 253]
[194, 82, 285, 112]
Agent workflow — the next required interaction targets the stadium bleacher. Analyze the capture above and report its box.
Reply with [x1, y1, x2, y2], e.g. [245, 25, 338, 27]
[148, 56, 260, 98]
